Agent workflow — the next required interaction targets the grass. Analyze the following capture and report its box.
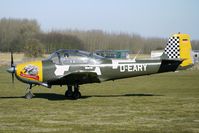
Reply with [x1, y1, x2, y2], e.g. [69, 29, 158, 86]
[0, 66, 199, 133]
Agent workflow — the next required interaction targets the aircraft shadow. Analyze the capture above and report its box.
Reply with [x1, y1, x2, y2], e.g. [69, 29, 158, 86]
[86, 93, 163, 97]
[0, 93, 163, 101]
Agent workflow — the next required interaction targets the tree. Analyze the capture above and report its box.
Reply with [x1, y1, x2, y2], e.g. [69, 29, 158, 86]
[24, 39, 45, 57]
[0, 18, 40, 52]
[37, 31, 85, 53]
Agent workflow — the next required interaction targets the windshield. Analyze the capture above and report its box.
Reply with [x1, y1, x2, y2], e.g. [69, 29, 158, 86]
[47, 49, 104, 64]
[89, 52, 104, 59]
[47, 52, 61, 64]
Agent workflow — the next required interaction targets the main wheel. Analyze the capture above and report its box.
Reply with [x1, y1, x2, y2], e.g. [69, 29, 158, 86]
[25, 91, 33, 99]
[72, 91, 81, 100]
[65, 90, 73, 98]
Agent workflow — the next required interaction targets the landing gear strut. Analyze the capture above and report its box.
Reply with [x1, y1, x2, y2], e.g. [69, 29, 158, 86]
[65, 84, 81, 100]
[25, 84, 34, 99]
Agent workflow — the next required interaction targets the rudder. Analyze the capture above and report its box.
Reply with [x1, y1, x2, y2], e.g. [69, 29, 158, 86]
[162, 33, 193, 68]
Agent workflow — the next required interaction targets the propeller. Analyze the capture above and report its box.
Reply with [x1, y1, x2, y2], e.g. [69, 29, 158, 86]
[11, 51, 14, 83]
[11, 51, 14, 67]
[7, 51, 15, 83]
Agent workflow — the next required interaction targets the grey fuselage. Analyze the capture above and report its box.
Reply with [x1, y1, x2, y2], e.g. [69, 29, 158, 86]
[42, 56, 180, 86]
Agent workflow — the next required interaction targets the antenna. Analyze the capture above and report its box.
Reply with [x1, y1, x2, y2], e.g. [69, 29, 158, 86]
[133, 49, 142, 61]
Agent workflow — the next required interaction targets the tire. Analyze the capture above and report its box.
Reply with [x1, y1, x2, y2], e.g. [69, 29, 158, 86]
[65, 90, 73, 98]
[72, 91, 81, 100]
[25, 92, 33, 99]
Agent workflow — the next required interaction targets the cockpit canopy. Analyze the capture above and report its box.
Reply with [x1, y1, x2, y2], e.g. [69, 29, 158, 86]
[47, 49, 104, 65]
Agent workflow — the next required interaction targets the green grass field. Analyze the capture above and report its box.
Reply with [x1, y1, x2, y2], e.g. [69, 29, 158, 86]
[0, 66, 199, 133]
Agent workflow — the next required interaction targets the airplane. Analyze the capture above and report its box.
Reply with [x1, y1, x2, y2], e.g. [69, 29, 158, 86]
[7, 33, 194, 99]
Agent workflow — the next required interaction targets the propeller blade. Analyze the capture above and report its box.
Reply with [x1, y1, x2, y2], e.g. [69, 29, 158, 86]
[12, 73, 14, 83]
[11, 51, 14, 67]
[8, 50, 15, 83]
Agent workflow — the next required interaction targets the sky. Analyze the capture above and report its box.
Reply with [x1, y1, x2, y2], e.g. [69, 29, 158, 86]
[0, 0, 199, 40]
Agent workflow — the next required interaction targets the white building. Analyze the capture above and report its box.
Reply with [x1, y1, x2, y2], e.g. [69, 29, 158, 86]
[193, 50, 199, 63]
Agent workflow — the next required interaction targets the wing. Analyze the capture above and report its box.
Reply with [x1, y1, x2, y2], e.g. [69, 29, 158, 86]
[49, 72, 101, 85]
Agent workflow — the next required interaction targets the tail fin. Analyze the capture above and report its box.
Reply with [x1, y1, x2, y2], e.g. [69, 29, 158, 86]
[162, 33, 194, 68]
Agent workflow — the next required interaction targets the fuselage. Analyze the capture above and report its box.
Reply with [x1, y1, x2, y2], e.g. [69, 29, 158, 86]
[42, 58, 162, 82]
[14, 56, 181, 86]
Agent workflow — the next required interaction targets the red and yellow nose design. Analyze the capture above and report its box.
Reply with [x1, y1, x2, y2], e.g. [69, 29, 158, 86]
[16, 61, 43, 82]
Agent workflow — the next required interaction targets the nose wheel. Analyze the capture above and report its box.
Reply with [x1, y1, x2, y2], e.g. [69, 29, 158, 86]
[65, 84, 81, 100]
[25, 91, 34, 99]
[25, 84, 34, 99]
